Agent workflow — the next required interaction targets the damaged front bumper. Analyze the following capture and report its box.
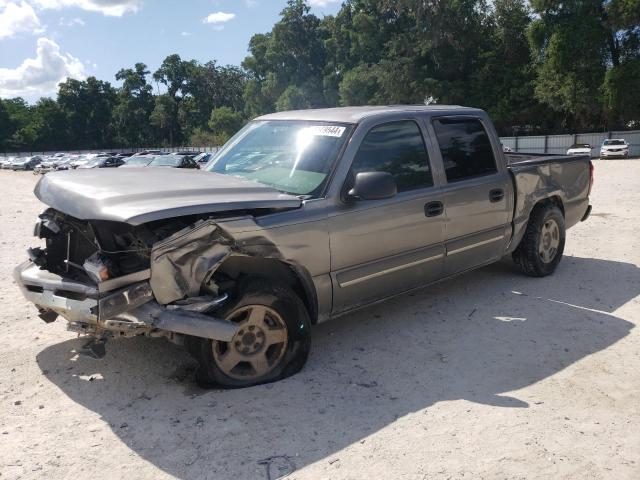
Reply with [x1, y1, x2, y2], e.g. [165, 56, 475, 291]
[13, 261, 238, 342]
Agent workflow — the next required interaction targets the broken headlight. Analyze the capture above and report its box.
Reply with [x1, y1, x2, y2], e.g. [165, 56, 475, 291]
[83, 253, 112, 283]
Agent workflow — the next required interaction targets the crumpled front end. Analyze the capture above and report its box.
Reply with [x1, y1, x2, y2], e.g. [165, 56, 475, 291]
[14, 209, 240, 343]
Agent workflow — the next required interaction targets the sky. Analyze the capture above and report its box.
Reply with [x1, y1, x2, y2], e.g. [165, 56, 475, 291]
[0, 0, 342, 102]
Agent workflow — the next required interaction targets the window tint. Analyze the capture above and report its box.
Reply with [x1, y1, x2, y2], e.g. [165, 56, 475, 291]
[351, 121, 433, 192]
[433, 118, 497, 182]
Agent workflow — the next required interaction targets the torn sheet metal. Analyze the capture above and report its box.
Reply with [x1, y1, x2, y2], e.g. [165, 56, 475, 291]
[150, 220, 233, 304]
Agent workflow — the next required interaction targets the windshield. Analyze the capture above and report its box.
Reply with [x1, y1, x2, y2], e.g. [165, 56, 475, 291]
[126, 155, 153, 166]
[570, 144, 590, 149]
[194, 152, 212, 163]
[149, 155, 182, 166]
[207, 120, 351, 196]
[603, 140, 625, 145]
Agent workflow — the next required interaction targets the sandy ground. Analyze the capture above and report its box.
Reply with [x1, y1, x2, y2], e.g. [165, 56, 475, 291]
[0, 161, 639, 480]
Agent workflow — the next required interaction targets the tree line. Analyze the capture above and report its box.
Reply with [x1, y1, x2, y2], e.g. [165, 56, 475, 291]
[1, 0, 638, 152]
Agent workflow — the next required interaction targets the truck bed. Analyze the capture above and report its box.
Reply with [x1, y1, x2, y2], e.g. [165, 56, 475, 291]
[504, 152, 591, 254]
[505, 152, 590, 169]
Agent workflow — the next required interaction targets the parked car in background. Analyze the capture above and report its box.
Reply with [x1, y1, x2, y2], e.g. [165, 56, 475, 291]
[38, 157, 63, 172]
[11, 155, 43, 171]
[193, 152, 214, 166]
[567, 143, 592, 156]
[120, 155, 156, 168]
[147, 154, 199, 169]
[69, 154, 97, 169]
[502, 144, 513, 153]
[54, 157, 75, 171]
[0, 157, 15, 169]
[78, 156, 126, 169]
[600, 139, 629, 158]
[137, 149, 164, 156]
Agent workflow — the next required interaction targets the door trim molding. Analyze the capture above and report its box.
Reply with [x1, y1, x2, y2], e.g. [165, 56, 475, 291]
[446, 235, 504, 256]
[339, 253, 445, 288]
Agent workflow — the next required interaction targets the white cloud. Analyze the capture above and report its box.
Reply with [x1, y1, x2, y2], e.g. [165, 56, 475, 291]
[59, 16, 85, 26]
[0, 1, 43, 39]
[307, 0, 340, 6]
[32, 0, 140, 17]
[0, 37, 86, 98]
[180, 31, 191, 36]
[203, 11, 235, 24]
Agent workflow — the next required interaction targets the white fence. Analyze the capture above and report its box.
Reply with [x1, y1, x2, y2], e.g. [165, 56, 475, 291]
[500, 130, 640, 158]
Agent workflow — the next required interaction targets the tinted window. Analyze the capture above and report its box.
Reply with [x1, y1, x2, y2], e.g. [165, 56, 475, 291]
[433, 118, 497, 182]
[351, 121, 433, 192]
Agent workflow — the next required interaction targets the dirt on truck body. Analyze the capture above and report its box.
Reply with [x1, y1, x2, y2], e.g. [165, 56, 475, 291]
[14, 105, 593, 388]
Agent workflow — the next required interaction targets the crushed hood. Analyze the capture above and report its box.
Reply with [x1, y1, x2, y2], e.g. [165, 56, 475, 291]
[35, 168, 302, 225]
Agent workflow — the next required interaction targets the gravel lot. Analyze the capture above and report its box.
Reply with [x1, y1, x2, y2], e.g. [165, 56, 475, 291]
[1, 161, 639, 480]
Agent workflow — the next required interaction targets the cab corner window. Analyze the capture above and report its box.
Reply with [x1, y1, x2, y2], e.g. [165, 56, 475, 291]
[433, 118, 497, 183]
[351, 120, 433, 192]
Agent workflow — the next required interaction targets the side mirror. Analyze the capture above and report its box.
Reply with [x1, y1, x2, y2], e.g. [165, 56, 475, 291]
[347, 171, 397, 201]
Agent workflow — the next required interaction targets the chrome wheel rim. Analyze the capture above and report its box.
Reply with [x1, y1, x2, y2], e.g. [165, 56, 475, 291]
[539, 219, 560, 263]
[212, 305, 288, 380]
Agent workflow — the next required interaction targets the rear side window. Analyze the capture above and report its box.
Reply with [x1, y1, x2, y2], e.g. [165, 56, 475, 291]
[351, 121, 433, 192]
[433, 118, 497, 182]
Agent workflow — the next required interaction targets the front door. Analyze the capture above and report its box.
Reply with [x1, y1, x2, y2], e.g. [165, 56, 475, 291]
[328, 119, 446, 314]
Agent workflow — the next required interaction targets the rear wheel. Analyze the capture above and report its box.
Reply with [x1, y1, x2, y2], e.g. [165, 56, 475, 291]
[189, 278, 311, 388]
[513, 204, 565, 277]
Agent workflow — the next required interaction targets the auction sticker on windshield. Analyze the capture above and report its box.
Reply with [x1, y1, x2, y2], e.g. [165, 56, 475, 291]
[308, 125, 346, 137]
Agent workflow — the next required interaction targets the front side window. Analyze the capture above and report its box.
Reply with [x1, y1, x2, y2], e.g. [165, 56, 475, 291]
[433, 118, 497, 182]
[350, 120, 433, 192]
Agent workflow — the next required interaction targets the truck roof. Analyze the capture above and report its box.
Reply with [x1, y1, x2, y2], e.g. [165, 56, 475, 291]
[255, 105, 483, 124]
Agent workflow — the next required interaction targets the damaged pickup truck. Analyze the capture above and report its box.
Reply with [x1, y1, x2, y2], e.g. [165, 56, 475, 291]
[15, 106, 593, 387]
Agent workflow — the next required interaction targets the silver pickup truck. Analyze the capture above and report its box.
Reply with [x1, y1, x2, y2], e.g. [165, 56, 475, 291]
[14, 106, 593, 387]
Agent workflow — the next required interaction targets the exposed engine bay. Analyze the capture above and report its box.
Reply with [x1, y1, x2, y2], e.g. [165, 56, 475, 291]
[30, 208, 195, 284]
[15, 208, 255, 348]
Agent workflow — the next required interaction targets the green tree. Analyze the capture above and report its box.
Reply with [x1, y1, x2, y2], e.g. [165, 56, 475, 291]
[29, 98, 69, 150]
[208, 107, 245, 143]
[150, 94, 178, 146]
[604, 59, 640, 128]
[338, 64, 383, 105]
[243, 0, 327, 115]
[57, 77, 116, 148]
[112, 63, 155, 146]
[528, 0, 640, 130]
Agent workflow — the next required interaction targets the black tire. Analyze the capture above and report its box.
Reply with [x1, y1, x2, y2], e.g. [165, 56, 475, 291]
[512, 204, 566, 277]
[188, 278, 311, 388]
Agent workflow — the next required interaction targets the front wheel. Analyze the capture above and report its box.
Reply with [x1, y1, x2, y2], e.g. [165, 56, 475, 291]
[513, 204, 566, 277]
[188, 278, 311, 388]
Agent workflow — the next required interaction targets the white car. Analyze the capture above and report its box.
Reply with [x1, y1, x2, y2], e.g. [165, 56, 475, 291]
[69, 154, 97, 169]
[567, 143, 592, 156]
[0, 157, 15, 169]
[600, 139, 629, 158]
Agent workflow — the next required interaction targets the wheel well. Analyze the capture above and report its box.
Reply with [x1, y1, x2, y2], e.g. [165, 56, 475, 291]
[534, 195, 564, 217]
[215, 256, 318, 324]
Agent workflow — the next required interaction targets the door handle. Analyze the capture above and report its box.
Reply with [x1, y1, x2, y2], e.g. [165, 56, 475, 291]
[489, 189, 504, 202]
[424, 201, 444, 217]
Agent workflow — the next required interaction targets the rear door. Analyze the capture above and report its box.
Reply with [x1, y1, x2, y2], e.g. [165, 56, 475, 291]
[429, 116, 513, 275]
[328, 119, 445, 313]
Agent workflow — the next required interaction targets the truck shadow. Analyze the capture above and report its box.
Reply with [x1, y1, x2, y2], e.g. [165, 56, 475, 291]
[36, 255, 638, 479]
